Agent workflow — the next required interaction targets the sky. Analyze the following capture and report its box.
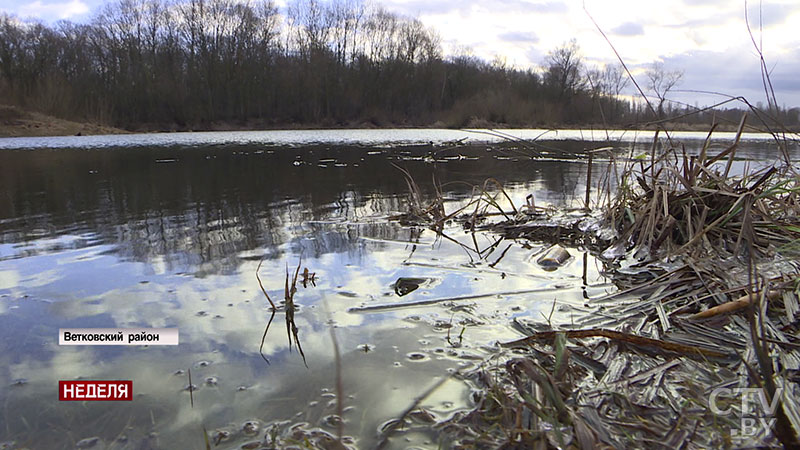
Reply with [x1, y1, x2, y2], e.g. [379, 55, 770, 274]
[2, 0, 799, 107]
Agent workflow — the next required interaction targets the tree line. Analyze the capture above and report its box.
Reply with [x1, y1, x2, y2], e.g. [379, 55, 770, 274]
[1, 0, 797, 130]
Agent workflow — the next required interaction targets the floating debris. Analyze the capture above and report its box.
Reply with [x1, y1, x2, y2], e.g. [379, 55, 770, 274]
[302, 267, 317, 287]
[322, 414, 343, 428]
[212, 429, 231, 444]
[358, 343, 373, 353]
[406, 352, 428, 361]
[536, 244, 571, 268]
[391, 277, 431, 296]
[408, 409, 436, 424]
[75, 437, 100, 448]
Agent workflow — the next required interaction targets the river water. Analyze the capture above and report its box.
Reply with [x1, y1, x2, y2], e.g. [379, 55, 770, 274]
[0, 129, 794, 449]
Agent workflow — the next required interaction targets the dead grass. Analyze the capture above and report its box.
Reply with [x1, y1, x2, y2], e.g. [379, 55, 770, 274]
[390, 116, 800, 448]
[256, 257, 308, 367]
[601, 116, 800, 263]
[0, 104, 127, 137]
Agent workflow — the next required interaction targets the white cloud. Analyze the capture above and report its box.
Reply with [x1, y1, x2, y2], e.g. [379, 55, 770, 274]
[498, 30, 539, 44]
[369, 0, 800, 105]
[612, 22, 644, 36]
[15, 0, 89, 21]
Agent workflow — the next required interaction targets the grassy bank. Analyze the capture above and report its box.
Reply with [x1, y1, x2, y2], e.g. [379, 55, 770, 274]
[0, 104, 128, 138]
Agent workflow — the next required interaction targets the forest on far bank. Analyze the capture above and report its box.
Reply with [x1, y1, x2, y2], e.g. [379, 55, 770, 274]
[1, 0, 798, 132]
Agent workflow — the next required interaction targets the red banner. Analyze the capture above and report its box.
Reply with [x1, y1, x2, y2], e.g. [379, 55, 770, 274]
[59, 380, 133, 401]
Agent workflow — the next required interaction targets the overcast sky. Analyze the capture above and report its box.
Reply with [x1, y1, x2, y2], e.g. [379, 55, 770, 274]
[2, 0, 799, 107]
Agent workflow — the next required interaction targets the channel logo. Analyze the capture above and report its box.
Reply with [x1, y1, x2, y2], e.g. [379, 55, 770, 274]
[59, 380, 133, 401]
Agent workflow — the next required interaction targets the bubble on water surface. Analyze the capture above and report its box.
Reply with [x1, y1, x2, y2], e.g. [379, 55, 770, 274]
[242, 420, 260, 436]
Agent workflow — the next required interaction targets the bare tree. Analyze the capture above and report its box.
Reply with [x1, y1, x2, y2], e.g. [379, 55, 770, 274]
[0, 14, 23, 96]
[361, 6, 399, 62]
[328, 0, 364, 65]
[602, 63, 629, 121]
[287, 0, 332, 57]
[603, 63, 628, 97]
[544, 39, 585, 100]
[646, 61, 682, 118]
[584, 67, 603, 98]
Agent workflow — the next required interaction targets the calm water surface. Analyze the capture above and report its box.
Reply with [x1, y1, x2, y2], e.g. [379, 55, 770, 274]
[0, 130, 794, 449]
